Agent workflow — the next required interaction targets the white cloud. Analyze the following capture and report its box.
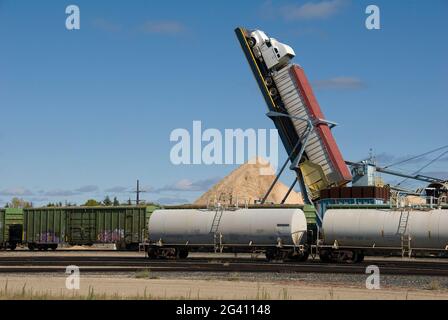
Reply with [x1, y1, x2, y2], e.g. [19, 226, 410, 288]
[44, 189, 79, 197]
[75, 185, 99, 193]
[259, 0, 350, 21]
[280, 0, 349, 21]
[0, 187, 34, 196]
[104, 186, 129, 193]
[156, 177, 220, 193]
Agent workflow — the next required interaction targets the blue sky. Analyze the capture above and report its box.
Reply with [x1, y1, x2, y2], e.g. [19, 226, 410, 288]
[0, 0, 447, 206]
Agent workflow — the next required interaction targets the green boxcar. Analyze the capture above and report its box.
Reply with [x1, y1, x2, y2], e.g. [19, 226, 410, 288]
[23, 207, 66, 250]
[66, 206, 147, 249]
[0, 208, 24, 250]
[24, 206, 152, 250]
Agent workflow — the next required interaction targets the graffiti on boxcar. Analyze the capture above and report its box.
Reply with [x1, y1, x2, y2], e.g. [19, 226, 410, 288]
[97, 229, 125, 242]
[37, 231, 61, 243]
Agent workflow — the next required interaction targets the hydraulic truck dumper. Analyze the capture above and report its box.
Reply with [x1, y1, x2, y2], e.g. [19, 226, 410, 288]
[235, 27, 352, 202]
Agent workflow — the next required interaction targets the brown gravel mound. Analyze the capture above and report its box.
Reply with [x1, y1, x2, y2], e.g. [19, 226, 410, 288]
[195, 158, 303, 206]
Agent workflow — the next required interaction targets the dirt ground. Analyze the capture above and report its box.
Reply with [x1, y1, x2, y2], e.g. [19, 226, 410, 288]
[1, 274, 448, 300]
[1, 252, 448, 299]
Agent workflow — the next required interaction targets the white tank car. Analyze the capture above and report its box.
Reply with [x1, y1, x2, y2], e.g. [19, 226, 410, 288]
[322, 209, 448, 250]
[148, 208, 308, 249]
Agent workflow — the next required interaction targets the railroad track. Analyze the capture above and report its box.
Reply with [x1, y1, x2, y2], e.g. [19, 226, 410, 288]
[1, 256, 448, 276]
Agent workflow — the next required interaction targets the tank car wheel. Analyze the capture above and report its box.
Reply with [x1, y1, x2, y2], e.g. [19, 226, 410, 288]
[265, 250, 276, 261]
[344, 251, 362, 264]
[296, 251, 309, 262]
[354, 251, 364, 263]
[319, 250, 332, 263]
[147, 248, 158, 259]
[176, 249, 189, 259]
[266, 249, 286, 261]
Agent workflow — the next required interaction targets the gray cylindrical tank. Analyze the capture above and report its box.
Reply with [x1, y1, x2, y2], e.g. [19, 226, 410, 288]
[323, 209, 448, 249]
[148, 208, 308, 247]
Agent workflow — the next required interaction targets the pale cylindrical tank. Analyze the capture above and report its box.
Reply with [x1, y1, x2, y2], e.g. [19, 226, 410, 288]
[323, 209, 448, 249]
[148, 208, 308, 247]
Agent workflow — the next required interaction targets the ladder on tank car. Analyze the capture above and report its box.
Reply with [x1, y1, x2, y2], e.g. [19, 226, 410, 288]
[210, 206, 224, 253]
[397, 210, 411, 257]
[210, 206, 224, 234]
[401, 234, 412, 258]
[213, 233, 223, 253]
[397, 210, 410, 235]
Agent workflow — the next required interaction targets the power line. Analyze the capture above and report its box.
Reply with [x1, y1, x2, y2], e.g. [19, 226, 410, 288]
[396, 150, 448, 187]
[384, 144, 448, 169]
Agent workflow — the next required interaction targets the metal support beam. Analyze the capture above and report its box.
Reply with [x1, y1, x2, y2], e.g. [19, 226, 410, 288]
[296, 169, 313, 205]
[261, 133, 303, 204]
[261, 111, 314, 205]
[281, 178, 298, 204]
[315, 118, 338, 129]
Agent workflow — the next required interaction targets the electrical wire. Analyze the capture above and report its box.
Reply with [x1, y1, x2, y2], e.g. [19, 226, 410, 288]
[384, 144, 448, 169]
[396, 150, 448, 187]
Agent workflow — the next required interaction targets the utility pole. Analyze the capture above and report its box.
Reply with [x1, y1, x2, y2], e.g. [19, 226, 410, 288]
[136, 180, 140, 205]
[132, 180, 147, 205]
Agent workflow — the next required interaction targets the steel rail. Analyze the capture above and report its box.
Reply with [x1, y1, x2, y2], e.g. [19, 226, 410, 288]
[2, 256, 448, 276]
